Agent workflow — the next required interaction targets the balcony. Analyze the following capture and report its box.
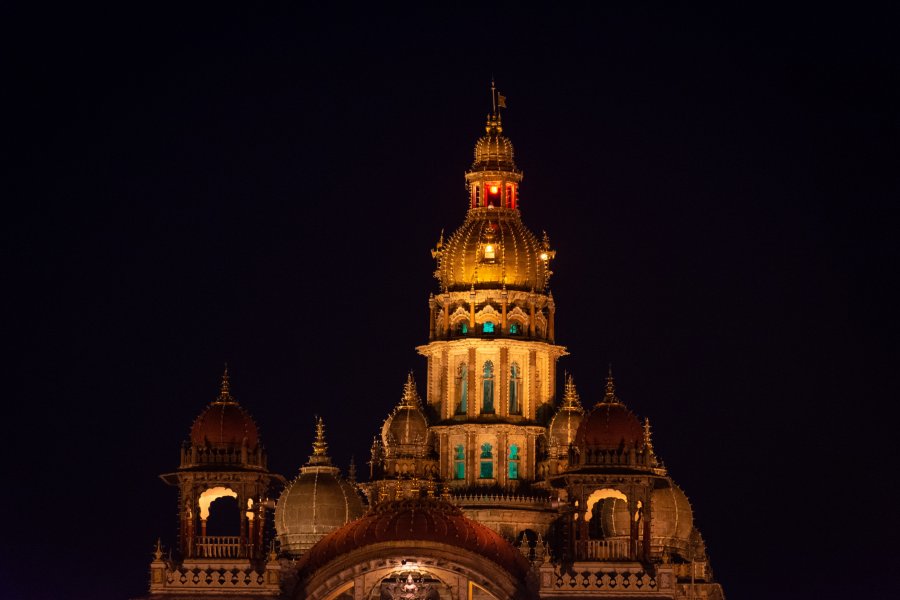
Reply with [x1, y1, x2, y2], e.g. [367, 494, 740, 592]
[577, 538, 643, 561]
[194, 536, 251, 559]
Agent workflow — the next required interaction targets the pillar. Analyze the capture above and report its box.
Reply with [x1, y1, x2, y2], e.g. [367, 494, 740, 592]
[428, 295, 436, 340]
[467, 347, 476, 418]
[499, 347, 509, 416]
[469, 290, 476, 329]
[501, 290, 508, 329]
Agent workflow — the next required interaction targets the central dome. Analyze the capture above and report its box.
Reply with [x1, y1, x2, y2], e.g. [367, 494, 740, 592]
[299, 498, 529, 579]
[436, 209, 550, 292]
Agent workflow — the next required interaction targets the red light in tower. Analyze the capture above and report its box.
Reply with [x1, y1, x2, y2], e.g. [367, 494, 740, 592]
[489, 185, 499, 194]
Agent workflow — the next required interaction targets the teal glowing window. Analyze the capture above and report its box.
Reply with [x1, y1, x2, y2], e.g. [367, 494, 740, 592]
[509, 323, 519, 334]
[459, 322, 468, 334]
[480, 442, 493, 477]
[455, 461, 465, 479]
[455, 445, 466, 460]
[482, 321, 494, 333]
[508, 444, 520, 479]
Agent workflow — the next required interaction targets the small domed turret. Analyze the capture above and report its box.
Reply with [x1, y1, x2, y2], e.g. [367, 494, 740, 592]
[548, 375, 585, 450]
[189, 368, 260, 450]
[275, 418, 365, 556]
[381, 373, 430, 455]
[573, 369, 645, 460]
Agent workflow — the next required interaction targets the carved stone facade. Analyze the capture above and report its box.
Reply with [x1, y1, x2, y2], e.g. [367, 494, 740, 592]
[141, 90, 725, 600]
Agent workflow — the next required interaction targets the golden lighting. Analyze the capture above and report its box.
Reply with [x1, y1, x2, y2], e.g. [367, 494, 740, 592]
[540, 252, 549, 261]
[485, 244, 494, 253]
[489, 185, 499, 194]
[198, 486, 238, 520]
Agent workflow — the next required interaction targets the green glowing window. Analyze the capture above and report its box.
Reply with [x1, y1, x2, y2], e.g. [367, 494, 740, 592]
[455, 461, 465, 480]
[455, 444, 466, 460]
[454, 444, 465, 479]
[509, 323, 519, 334]
[459, 322, 468, 334]
[480, 443, 493, 478]
[483, 321, 494, 333]
[508, 444, 520, 480]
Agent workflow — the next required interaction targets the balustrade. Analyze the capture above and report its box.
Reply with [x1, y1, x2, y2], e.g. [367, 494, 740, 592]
[577, 538, 642, 561]
[194, 536, 249, 559]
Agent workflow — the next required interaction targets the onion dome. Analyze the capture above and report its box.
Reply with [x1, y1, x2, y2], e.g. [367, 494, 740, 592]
[299, 498, 530, 579]
[381, 373, 430, 456]
[189, 368, 260, 449]
[547, 374, 585, 449]
[650, 481, 694, 549]
[472, 114, 517, 172]
[574, 369, 644, 453]
[275, 418, 365, 556]
[434, 211, 552, 292]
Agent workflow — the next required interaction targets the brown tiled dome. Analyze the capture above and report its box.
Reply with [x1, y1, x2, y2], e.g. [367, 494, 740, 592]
[189, 372, 260, 449]
[299, 498, 529, 578]
[575, 402, 643, 452]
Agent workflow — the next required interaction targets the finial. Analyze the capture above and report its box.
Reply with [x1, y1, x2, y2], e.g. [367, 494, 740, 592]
[267, 540, 277, 561]
[643, 417, 654, 453]
[603, 364, 620, 404]
[312, 416, 328, 457]
[400, 372, 420, 407]
[216, 364, 236, 404]
[562, 373, 581, 409]
[153, 538, 163, 560]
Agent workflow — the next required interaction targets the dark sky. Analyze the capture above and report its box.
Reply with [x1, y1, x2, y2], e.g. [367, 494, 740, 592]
[3, 3, 898, 600]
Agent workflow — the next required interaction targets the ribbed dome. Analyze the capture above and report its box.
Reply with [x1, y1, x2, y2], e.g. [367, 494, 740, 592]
[382, 374, 430, 451]
[575, 402, 644, 452]
[275, 418, 365, 556]
[473, 133, 516, 171]
[299, 498, 530, 579]
[574, 373, 644, 453]
[436, 208, 550, 292]
[275, 466, 365, 556]
[189, 370, 259, 449]
[548, 375, 585, 448]
[650, 482, 694, 545]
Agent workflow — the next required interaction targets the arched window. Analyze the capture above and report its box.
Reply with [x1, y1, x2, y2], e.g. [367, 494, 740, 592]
[454, 444, 465, 480]
[482, 321, 495, 333]
[509, 362, 521, 415]
[508, 444, 520, 480]
[480, 443, 493, 478]
[508, 322, 519, 335]
[459, 322, 468, 335]
[455, 363, 468, 415]
[482, 361, 495, 413]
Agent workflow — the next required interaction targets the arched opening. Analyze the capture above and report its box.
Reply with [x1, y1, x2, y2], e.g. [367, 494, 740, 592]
[455, 363, 468, 415]
[481, 361, 494, 414]
[508, 362, 521, 415]
[206, 495, 240, 537]
[372, 571, 446, 599]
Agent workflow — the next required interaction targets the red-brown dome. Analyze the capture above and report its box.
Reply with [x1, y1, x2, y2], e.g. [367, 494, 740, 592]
[299, 499, 529, 579]
[574, 402, 643, 452]
[190, 402, 259, 449]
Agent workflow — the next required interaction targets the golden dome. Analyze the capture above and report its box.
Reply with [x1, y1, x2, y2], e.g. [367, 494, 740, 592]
[381, 374, 430, 453]
[434, 208, 551, 292]
[472, 115, 517, 172]
[548, 375, 585, 448]
[275, 418, 365, 556]
[650, 482, 694, 546]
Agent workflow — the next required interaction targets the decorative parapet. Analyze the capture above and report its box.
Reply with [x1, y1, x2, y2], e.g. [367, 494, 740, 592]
[453, 492, 554, 508]
[538, 563, 677, 595]
[148, 558, 283, 596]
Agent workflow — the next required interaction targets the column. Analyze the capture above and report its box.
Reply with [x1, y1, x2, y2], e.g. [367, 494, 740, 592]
[528, 350, 537, 419]
[469, 290, 476, 330]
[467, 347, 476, 418]
[499, 346, 509, 416]
[501, 289, 508, 329]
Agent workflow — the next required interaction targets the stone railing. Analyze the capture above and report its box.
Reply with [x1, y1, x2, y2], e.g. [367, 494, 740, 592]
[577, 539, 642, 561]
[180, 445, 267, 469]
[540, 566, 664, 592]
[453, 492, 553, 507]
[195, 536, 247, 559]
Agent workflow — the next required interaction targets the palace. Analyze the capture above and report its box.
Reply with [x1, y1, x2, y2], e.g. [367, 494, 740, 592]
[141, 91, 726, 600]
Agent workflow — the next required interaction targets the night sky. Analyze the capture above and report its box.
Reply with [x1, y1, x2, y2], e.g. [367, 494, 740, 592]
[3, 3, 898, 600]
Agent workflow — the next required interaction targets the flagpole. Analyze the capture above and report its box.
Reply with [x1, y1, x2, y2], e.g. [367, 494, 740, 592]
[491, 78, 497, 117]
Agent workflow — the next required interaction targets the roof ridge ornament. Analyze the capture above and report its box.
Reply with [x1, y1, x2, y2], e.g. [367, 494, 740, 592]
[307, 416, 332, 466]
[399, 372, 421, 408]
[215, 364, 237, 404]
[561, 373, 583, 410]
[602, 364, 622, 405]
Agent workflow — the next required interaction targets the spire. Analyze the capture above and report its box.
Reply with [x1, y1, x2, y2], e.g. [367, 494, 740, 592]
[561, 373, 582, 410]
[643, 417, 655, 454]
[215, 364, 236, 404]
[400, 371, 420, 408]
[306, 416, 332, 466]
[602, 364, 621, 404]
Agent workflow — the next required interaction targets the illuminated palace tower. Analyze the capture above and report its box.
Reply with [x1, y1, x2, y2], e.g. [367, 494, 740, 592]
[142, 92, 725, 600]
